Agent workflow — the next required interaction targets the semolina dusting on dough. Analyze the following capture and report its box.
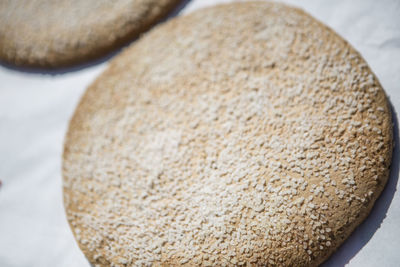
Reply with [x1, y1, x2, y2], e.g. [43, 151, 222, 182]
[63, 2, 393, 266]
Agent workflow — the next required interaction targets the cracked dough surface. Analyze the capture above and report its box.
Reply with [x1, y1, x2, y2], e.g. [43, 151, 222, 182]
[63, 2, 393, 266]
[0, 0, 181, 67]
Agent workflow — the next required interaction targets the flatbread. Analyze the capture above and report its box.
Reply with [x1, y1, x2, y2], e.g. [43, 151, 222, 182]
[0, 0, 181, 67]
[63, 2, 393, 266]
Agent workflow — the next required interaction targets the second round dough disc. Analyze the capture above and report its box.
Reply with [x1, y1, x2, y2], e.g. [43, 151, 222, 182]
[0, 0, 181, 67]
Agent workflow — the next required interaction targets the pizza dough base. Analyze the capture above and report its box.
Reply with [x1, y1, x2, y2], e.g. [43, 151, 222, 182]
[0, 0, 182, 67]
[63, 2, 393, 266]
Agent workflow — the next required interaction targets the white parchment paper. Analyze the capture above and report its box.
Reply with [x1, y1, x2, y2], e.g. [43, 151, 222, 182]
[0, 1, 399, 266]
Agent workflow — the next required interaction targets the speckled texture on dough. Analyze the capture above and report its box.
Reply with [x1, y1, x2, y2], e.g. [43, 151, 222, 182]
[0, 0, 181, 67]
[63, 2, 393, 266]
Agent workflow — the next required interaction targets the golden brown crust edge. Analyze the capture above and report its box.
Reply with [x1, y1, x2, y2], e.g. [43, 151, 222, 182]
[293, 7, 394, 267]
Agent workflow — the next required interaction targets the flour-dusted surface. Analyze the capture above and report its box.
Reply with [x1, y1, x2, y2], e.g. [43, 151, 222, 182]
[0, 1, 400, 267]
[0, 0, 181, 67]
[63, 2, 392, 266]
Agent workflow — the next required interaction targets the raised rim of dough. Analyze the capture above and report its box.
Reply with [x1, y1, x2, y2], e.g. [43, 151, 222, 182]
[0, 0, 182, 68]
[63, 2, 393, 266]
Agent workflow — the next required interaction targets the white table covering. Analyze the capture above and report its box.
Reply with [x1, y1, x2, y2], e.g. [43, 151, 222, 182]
[0, 0, 399, 266]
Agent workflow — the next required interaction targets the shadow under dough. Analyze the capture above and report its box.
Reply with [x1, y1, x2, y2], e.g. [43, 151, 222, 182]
[322, 103, 399, 267]
[0, 0, 193, 76]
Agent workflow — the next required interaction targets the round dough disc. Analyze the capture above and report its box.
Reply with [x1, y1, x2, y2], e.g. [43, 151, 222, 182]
[63, 2, 393, 266]
[0, 0, 182, 67]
